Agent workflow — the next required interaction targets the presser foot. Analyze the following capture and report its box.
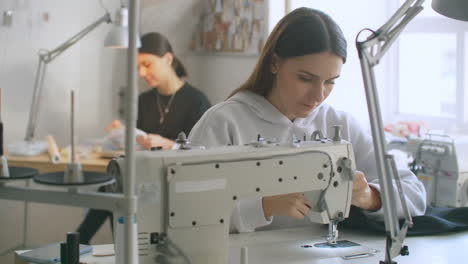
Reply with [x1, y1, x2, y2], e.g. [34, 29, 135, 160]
[326, 220, 339, 245]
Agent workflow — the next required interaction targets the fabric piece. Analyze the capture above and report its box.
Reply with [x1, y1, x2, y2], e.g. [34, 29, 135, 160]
[341, 206, 468, 236]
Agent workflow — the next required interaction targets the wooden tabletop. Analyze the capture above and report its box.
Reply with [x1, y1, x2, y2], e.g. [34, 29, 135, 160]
[6, 152, 111, 173]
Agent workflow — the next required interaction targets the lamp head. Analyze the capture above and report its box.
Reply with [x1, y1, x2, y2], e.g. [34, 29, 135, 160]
[105, 7, 141, 48]
[432, 0, 468, 21]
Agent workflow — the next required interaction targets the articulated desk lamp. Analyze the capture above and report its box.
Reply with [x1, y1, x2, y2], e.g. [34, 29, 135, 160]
[24, 6, 137, 186]
[356, 0, 468, 263]
[10, 6, 137, 156]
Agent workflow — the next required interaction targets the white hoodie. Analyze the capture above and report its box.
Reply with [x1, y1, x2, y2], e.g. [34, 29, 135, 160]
[189, 90, 426, 233]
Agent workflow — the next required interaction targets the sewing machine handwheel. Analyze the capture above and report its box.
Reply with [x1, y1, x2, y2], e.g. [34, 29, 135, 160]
[105, 158, 123, 193]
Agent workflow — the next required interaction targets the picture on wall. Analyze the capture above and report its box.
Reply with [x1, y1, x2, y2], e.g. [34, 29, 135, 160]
[191, 0, 266, 55]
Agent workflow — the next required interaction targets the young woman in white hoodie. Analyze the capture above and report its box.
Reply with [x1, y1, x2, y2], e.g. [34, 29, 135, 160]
[189, 7, 426, 233]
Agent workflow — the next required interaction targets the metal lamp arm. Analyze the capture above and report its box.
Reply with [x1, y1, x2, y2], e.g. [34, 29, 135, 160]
[43, 13, 111, 63]
[24, 13, 111, 141]
[359, 0, 424, 66]
[356, 0, 426, 263]
[24, 58, 47, 141]
[378, 0, 424, 35]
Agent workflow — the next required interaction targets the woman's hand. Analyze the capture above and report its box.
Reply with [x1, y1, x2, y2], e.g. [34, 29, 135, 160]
[105, 119, 123, 132]
[262, 193, 312, 220]
[136, 134, 174, 150]
[352, 171, 382, 211]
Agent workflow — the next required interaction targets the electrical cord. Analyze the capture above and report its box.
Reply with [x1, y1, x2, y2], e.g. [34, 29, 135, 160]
[355, 28, 379, 59]
[155, 233, 192, 264]
[355, 28, 377, 47]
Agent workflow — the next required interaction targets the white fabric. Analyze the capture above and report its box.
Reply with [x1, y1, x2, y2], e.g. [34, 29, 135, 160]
[102, 127, 147, 150]
[189, 90, 426, 233]
[8, 140, 48, 156]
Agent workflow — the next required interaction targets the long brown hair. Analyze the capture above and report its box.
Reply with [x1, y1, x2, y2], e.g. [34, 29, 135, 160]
[229, 7, 347, 98]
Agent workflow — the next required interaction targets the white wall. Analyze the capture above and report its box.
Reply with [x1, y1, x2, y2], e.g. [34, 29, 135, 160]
[1, 0, 124, 147]
[187, 54, 258, 103]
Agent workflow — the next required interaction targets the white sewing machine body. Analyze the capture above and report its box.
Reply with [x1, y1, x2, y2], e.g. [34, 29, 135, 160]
[390, 134, 468, 208]
[110, 137, 356, 264]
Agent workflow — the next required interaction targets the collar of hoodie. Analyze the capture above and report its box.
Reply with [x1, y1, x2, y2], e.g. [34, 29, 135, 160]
[228, 90, 323, 127]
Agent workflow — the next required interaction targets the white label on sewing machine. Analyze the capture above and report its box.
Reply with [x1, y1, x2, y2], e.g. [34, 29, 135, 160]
[138, 183, 160, 203]
[175, 179, 227, 193]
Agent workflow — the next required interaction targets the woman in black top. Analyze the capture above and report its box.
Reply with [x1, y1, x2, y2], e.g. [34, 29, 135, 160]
[77, 32, 210, 244]
[135, 32, 211, 149]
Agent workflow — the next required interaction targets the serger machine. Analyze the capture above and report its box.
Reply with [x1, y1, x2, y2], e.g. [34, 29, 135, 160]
[389, 134, 468, 208]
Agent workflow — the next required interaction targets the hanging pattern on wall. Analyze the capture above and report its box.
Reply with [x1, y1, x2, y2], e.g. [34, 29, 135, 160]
[191, 0, 266, 55]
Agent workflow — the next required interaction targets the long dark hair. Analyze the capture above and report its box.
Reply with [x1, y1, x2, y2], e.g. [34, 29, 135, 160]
[139, 32, 188, 78]
[229, 7, 347, 98]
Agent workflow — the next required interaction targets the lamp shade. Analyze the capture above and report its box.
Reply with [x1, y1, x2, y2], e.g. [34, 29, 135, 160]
[104, 7, 141, 48]
[105, 26, 130, 48]
[432, 0, 468, 21]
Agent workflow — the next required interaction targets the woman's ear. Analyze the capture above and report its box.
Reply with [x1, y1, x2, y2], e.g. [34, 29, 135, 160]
[270, 53, 282, 74]
[162, 52, 174, 66]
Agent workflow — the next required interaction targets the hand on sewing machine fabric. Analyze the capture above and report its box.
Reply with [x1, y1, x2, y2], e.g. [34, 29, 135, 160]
[262, 193, 312, 220]
[136, 134, 174, 150]
[106, 119, 123, 132]
[352, 171, 382, 211]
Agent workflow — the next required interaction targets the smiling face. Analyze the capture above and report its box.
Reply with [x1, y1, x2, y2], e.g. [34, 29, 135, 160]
[137, 52, 173, 88]
[267, 51, 343, 120]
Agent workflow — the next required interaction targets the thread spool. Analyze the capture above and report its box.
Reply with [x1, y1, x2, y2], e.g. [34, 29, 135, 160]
[241, 247, 248, 264]
[0, 88, 8, 178]
[60, 242, 67, 264]
[46, 135, 61, 164]
[66, 232, 80, 264]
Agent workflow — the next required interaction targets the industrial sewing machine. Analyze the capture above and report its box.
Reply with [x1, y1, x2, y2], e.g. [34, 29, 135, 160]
[108, 129, 356, 263]
[388, 134, 468, 208]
